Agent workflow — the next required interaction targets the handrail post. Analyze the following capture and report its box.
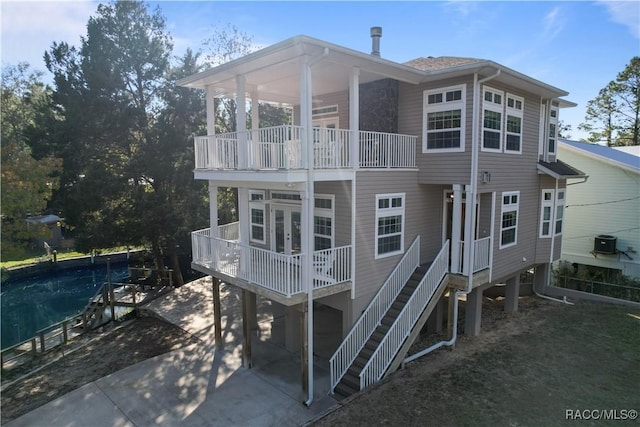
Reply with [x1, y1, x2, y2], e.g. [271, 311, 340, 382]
[39, 332, 45, 353]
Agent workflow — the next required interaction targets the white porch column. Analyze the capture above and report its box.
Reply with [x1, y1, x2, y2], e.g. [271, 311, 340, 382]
[206, 86, 216, 136]
[209, 182, 219, 269]
[238, 187, 249, 275]
[251, 91, 260, 167]
[451, 184, 463, 273]
[463, 185, 475, 276]
[299, 55, 315, 405]
[236, 75, 248, 169]
[206, 86, 217, 168]
[349, 67, 360, 169]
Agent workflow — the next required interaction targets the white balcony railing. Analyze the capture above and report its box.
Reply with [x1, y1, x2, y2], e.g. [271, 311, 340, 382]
[453, 237, 491, 275]
[191, 228, 352, 297]
[194, 125, 416, 171]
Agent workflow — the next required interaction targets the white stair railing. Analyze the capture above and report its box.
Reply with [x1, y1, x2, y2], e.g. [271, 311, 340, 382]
[359, 240, 450, 389]
[330, 236, 420, 391]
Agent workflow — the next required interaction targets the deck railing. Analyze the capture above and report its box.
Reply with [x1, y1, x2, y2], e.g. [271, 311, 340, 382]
[330, 236, 421, 392]
[359, 240, 449, 389]
[194, 125, 416, 171]
[191, 228, 352, 297]
[454, 237, 491, 275]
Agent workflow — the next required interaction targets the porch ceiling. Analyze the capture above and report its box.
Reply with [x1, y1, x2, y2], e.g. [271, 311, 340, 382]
[177, 35, 425, 104]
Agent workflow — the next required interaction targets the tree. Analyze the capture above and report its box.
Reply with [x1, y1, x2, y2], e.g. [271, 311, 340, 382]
[1, 63, 62, 259]
[43, 1, 181, 275]
[579, 57, 640, 146]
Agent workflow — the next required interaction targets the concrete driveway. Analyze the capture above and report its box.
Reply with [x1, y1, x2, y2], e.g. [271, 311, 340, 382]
[6, 278, 338, 427]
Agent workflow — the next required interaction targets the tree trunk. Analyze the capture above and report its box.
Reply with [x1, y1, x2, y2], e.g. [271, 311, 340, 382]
[170, 251, 184, 287]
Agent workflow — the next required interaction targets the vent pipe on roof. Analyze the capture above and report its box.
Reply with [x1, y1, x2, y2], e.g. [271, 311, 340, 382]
[370, 26, 382, 57]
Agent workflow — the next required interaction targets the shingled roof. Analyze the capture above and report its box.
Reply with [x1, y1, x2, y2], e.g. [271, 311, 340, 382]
[404, 56, 483, 71]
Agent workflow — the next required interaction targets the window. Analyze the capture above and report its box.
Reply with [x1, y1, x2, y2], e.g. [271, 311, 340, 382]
[555, 190, 565, 234]
[500, 191, 519, 248]
[482, 87, 503, 152]
[505, 94, 524, 153]
[548, 106, 558, 155]
[540, 190, 554, 237]
[249, 190, 265, 244]
[539, 189, 565, 238]
[423, 85, 466, 152]
[375, 193, 405, 258]
[314, 195, 334, 250]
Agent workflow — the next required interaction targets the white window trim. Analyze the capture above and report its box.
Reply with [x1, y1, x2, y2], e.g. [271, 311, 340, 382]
[481, 86, 504, 153]
[314, 194, 335, 250]
[375, 193, 405, 259]
[422, 84, 466, 153]
[500, 191, 519, 249]
[539, 189, 554, 238]
[555, 189, 565, 235]
[548, 105, 559, 155]
[538, 188, 565, 238]
[504, 94, 524, 154]
[249, 190, 266, 244]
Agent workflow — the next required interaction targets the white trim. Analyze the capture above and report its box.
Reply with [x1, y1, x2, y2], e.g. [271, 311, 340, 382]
[314, 194, 335, 250]
[249, 190, 266, 244]
[422, 84, 466, 153]
[539, 189, 554, 238]
[375, 193, 405, 259]
[312, 104, 338, 117]
[504, 93, 524, 154]
[554, 188, 565, 236]
[499, 191, 519, 249]
[548, 104, 559, 155]
[481, 86, 504, 153]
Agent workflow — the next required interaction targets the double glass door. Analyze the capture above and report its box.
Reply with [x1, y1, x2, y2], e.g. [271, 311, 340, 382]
[273, 205, 301, 255]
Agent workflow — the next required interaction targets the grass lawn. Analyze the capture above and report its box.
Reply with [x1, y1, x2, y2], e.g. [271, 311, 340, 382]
[315, 297, 640, 426]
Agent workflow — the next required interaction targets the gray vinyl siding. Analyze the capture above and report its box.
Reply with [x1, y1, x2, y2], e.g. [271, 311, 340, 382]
[315, 181, 352, 247]
[352, 170, 444, 317]
[293, 90, 350, 127]
[398, 76, 475, 185]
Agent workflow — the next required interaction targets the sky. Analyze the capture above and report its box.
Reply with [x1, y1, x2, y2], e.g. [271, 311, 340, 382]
[2, 1, 639, 141]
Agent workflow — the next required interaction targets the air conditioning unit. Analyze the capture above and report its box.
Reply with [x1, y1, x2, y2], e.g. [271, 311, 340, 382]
[594, 235, 617, 255]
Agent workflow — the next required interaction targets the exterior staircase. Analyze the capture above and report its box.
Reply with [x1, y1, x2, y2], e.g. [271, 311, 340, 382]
[330, 238, 450, 399]
[334, 266, 429, 398]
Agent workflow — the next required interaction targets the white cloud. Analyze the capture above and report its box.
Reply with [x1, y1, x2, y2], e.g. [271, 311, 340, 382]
[597, 0, 640, 39]
[1, 1, 98, 72]
[542, 6, 564, 41]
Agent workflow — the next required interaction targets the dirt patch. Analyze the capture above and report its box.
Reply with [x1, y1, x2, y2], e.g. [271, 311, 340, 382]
[315, 296, 640, 426]
[0, 315, 201, 424]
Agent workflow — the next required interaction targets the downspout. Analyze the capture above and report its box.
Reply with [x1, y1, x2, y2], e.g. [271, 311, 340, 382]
[303, 48, 329, 407]
[406, 70, 501, 364]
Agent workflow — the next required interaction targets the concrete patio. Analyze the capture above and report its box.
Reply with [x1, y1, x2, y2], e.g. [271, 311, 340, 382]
[6, 277, 339, 427]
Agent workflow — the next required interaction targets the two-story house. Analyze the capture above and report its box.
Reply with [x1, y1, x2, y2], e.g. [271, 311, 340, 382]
[179, 30, 585, 404]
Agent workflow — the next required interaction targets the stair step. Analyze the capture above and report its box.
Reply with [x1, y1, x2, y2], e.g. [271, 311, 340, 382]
[382, 315, 396, 326]
[372, 331, 386, 342]
[334, 382, 358, 399]
[365, 339, 380, 352]
[360, 346, 374, 359]
[341, 372, 360, 390]
[354, 356, 368, 369]
[391, 301, 405, 311]
[375, 324, 390, 334]
[347, 365, 364, 378]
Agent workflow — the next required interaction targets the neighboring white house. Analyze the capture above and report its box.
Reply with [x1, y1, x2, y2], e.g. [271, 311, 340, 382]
[558, 139, 640, 277]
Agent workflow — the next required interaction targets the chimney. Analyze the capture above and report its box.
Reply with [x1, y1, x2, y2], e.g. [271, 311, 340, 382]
[370, 26, 382, 57]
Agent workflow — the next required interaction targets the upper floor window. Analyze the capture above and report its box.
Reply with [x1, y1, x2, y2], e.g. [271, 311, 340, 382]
[482, 87, 503, 152]
[375, 193, 405, 258]
[548, 106, 559, 155]
[422, 85, 466, 152]
[500, 191, 519, 248]
[555, 190, 565, 234]
[505, 94, 524, 153]
[482, 88, 525, 154]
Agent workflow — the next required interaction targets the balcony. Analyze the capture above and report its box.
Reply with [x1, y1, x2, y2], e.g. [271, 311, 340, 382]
[194, 125, 416, 172]
[452, 237, 491, 275]
[191, 227, 352, 304]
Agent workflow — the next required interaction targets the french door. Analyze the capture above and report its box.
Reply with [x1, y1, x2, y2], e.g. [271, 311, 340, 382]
[272, 205, 302, 255]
